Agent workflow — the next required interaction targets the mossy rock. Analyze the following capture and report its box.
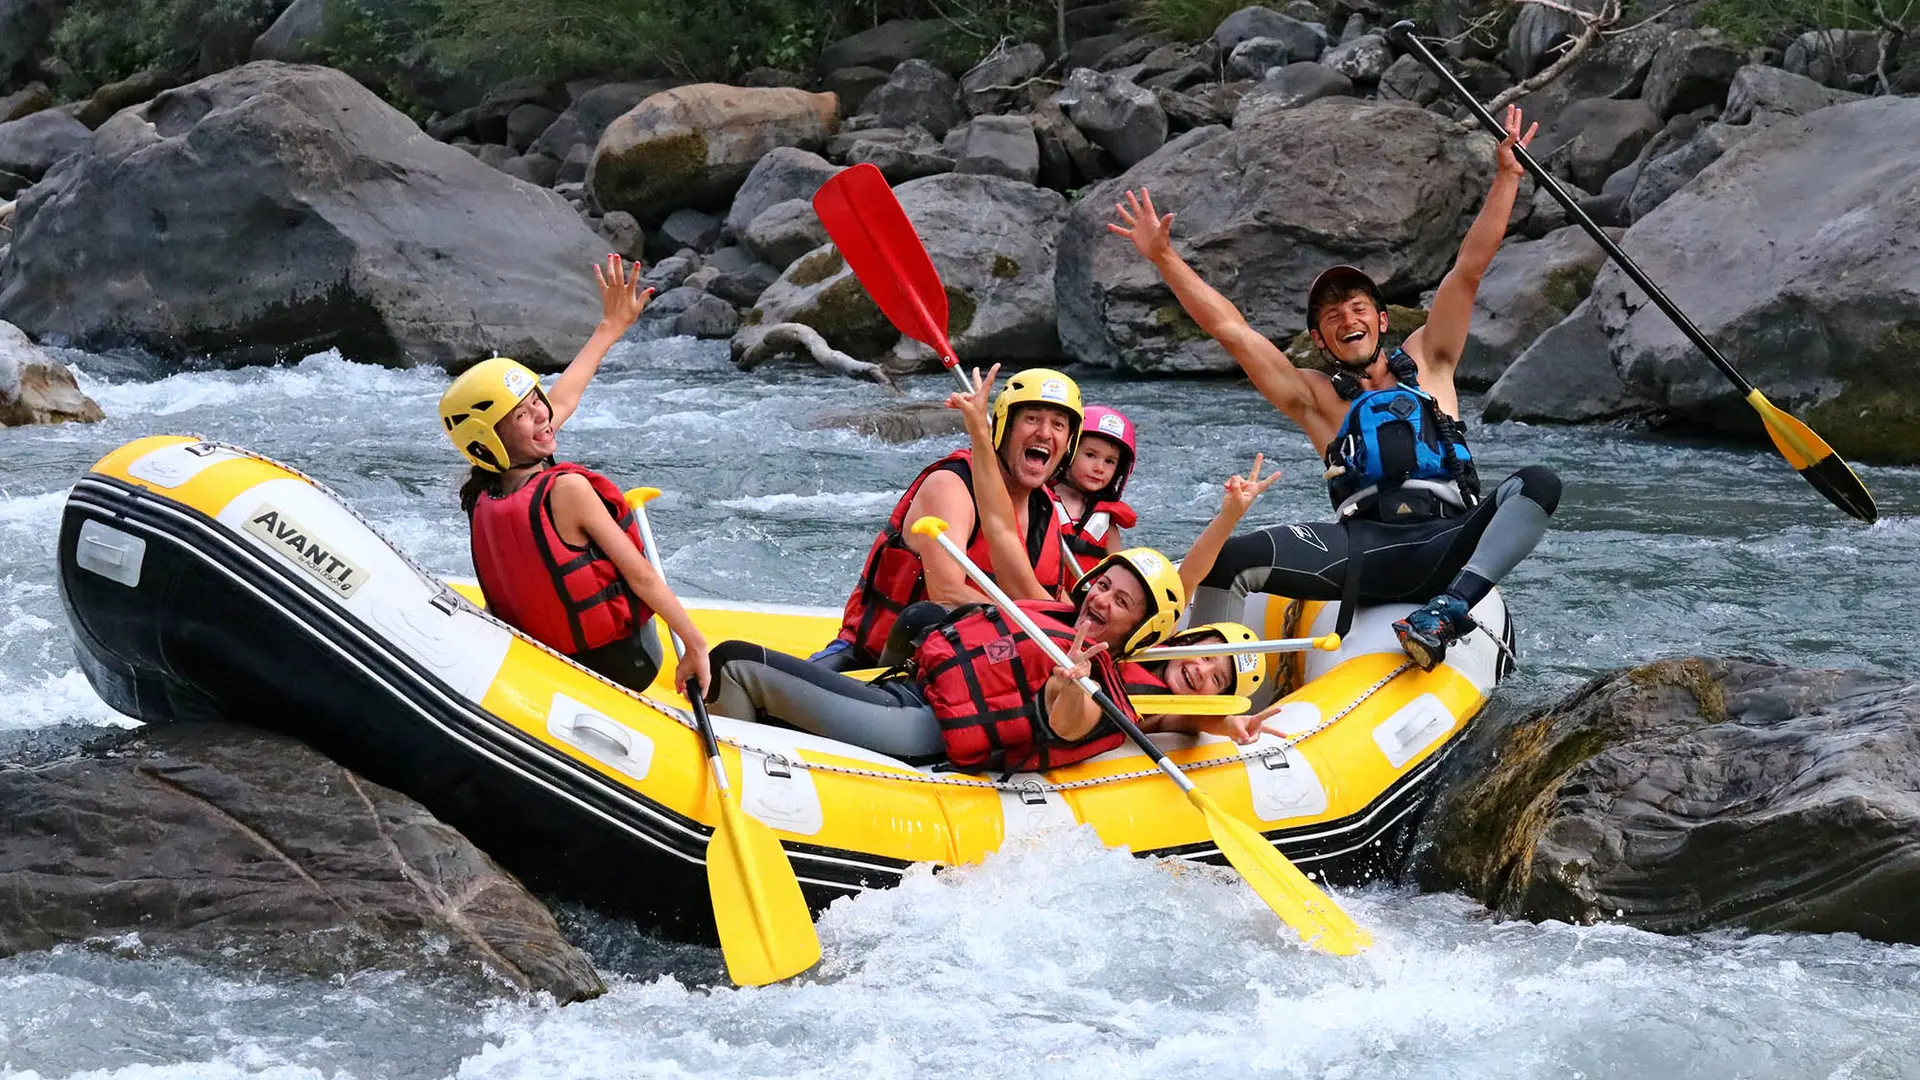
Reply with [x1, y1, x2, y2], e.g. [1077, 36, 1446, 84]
[789, 247, 846, 288]
[1539, 263, 1598, 314]
[590, 131, 709, 218]
[991, 254, 1020, 280]
[1151, 304, 1211, 345]
[1801, 323, 1920, 464]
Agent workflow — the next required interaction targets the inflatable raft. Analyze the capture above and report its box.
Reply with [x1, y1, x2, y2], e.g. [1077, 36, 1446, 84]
[59, 436, 1512, 936]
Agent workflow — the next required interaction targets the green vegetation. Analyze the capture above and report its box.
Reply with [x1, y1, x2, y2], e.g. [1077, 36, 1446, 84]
[1683, 0, 1911, 47]
[1137, 0, 1240, 41]
[47, 0, 283, 97]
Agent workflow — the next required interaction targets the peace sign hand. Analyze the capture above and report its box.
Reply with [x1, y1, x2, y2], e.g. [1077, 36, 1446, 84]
[1050, 622, 1109, 687]
[944, 363, 1001, 441]
[1220, 702, 1287, 745]
[1220, 453, 1281, 521]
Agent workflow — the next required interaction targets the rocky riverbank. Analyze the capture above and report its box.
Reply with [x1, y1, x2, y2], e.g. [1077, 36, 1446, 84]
[1, 1, 1917, 452]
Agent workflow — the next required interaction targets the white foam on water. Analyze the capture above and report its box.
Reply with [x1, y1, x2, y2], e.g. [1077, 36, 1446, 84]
[443, 830, 1920, 1080]
[712, 491, 899, 517]
[75, 352, 446, 420]
[0, 668, 135, 731]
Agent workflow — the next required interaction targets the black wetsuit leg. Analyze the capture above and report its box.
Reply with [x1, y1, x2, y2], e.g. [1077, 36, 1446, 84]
[1188, 466, 1561, 623]
[707, 640, 945, 762]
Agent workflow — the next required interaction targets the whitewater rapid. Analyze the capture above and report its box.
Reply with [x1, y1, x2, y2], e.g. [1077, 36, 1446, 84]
[3, 338, 1918, 1078]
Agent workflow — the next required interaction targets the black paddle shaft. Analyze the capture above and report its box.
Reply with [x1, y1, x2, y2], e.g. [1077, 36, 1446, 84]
[688, 676, 723, 760]
[1387, 22, 1756, 396]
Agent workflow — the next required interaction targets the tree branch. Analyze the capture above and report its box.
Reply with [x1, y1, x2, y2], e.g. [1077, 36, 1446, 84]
[1482, 0, 1620, 114]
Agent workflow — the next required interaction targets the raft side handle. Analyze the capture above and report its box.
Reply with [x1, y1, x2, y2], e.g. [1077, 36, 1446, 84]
[1257, 750, 1290, 771]
[76, 520, 147, 588]
[1016, 780, 1048, 806]
[429, 587, 460, 615]
[762, 753, 793, 779]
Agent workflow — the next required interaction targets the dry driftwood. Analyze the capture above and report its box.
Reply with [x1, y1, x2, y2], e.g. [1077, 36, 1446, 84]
[731, 322, 898, 389]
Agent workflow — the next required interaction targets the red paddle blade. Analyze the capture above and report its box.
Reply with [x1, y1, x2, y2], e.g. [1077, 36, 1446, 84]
[812, 163, 956, 366]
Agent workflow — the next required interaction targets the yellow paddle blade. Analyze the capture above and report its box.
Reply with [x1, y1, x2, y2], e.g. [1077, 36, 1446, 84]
[1190, 788, 1371, 956]
[1744, 390, 1877, 523]
[1132, 694, 1252, 716]
[707, 789, 822, 987]
[625, 487, 662, 510]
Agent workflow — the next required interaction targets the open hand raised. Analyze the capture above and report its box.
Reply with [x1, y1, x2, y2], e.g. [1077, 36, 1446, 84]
[1106, 188, 1175, 261]
[592, 253, 653, 330]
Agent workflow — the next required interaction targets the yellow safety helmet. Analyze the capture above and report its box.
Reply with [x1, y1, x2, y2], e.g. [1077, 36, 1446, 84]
[1072, 546, 1185, 653]
[990, 367, 1083, 451]
[1165, 621, 1267, 699]
[438, 357, 546, 473]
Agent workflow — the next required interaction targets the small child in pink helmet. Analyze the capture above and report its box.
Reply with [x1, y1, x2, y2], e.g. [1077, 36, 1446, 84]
[1052, 404, 1139, 575]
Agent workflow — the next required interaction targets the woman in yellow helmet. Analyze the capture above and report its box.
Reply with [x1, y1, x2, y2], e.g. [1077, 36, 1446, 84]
[438, 255, 710, 694]
[947, 365, 1293, 744]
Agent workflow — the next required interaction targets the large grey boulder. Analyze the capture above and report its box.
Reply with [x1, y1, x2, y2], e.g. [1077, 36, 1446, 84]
[250, 0, 325, 63]
[0, 63, 608, 370]
[1721, 64, 1863, 126]
[1378, 53, 1442, 105]
[1320, 33, 1393, 84]
[1212, 6, 1323, 58]
[857, 59, 963, 139]
[819, 19, 947, 75]
[530, 80, 676, 160]
[827, 125, 954, 181]
[0, 0, 63, 87]
[959, 42, 1047, 116]
[740, 198, 828, 268]
[1482, 298, 1645, 422]
[1533, 97, 1661, 194]
[1227, 37, 1298, 81]
[0, 110, 89, 181]
[1055, 67, 1168, 168]
[1460, 224, 1614, 388]
[1783, 29, 1882, 89]
[589, 84, 839, 222]
[1420, 656, 1920, 944]
[1512, 22, 1674, 130]
[0, 319, 103, 426]
[1640, 28, 1744, 119]
[1592, 96, 1920, 462]
[822, 66, 890, 118]
[1058, 100, 1494, 373]
[1233, 62, 1354, 124]
[723, 146, 841, 242]
[1625, 120, 1754, 222]
[0, 721, 604, 1000]
[955, 114, 1040, 184]
[750, 173, 1069, 367]
[0, 82, 51, 123]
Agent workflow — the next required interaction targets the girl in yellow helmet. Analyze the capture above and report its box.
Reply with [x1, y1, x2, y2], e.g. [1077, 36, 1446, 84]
[438, 255, 710, 695]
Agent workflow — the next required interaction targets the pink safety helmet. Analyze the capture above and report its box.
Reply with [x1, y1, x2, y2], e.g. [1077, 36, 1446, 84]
[1079, 404, 1137, 500]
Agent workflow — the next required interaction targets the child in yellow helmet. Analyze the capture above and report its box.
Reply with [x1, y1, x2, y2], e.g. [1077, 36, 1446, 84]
[437, 255, 711, 695]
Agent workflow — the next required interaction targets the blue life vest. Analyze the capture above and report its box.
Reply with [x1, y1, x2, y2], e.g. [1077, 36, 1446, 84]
[1324, 351, 1479, 520]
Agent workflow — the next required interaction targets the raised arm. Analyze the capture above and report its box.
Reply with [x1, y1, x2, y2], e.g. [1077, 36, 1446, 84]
[547, 254, 655, 431]
[1111, 189, 1320, 427]
[946, 365, 1050, 601]
[1178, 455, 1280, 600]
[1406, 105, 1537, 380]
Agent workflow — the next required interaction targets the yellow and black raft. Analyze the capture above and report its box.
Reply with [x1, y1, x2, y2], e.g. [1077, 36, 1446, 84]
[58, 436, 1513, 937]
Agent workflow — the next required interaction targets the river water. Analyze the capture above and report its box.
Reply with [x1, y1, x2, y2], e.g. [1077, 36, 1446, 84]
[3, 337, 1918, 1078]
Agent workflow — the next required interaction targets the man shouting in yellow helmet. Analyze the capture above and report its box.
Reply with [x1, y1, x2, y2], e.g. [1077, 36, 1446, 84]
[811, 368, 1085, 672]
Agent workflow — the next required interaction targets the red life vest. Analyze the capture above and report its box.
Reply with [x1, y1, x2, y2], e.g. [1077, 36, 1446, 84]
[835, 448, 1070, 661]
[468, 462, 654, 655]
[1118, 659, 1169, 699]
[914, 599, 1134, 772]
[1057, 496, 1137, 575]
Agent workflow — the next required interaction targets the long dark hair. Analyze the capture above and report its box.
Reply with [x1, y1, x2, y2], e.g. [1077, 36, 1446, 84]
[457, 456, 556, 514]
